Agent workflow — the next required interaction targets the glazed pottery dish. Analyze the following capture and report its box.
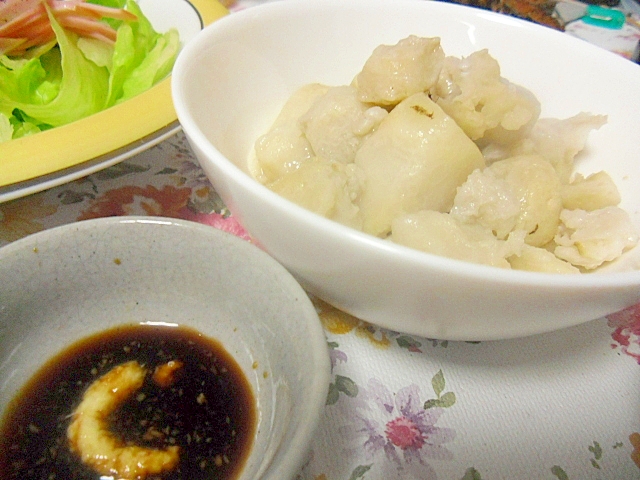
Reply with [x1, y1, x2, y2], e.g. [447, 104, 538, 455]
[0, 216, 330, 479]
[172, 0, 640, 340]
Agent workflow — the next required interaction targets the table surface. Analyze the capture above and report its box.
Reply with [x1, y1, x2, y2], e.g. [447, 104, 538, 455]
[1, 2, 640, 479]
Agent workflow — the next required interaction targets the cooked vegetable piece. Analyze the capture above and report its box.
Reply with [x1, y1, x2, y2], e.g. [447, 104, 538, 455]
[391, 210, 524, 269]
[434, 49, 540, 143]
[561, 171, 621, 211]
[484, 154, 563, 247]
[354, 92, 485, 236]
[266, 158, 363, 229]
[252, 35, 638, 273]
[508, 244, 580, 274]
[354, 35, 445, 106]
[254, 83, 329, 183]
[300, 85, 387, 165]
[554, 207, 639, 269]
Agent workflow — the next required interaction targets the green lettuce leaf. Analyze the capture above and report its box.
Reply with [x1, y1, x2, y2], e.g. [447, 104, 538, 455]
[10, 109, 52, 139]
[77, 37, 115, 70]
[0, 56, 49, 104]
[0, 6, 109, 128]
[120, 27, 180, 103]
[105, 0, 179, 106]
[0, 0, 178, 142]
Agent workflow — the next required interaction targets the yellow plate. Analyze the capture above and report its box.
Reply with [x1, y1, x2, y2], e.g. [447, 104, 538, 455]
[0, 0, 228, 202]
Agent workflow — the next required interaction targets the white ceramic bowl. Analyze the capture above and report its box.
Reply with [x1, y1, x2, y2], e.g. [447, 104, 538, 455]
[172, 0, 640, 340]
[0, 217, 330, 479]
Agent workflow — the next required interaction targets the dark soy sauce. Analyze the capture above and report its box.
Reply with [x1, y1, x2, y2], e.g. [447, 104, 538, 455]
[0, 324, 256, 479]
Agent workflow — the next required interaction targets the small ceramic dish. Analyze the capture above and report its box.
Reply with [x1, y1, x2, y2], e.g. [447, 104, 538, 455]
[0, 216, 330, 479]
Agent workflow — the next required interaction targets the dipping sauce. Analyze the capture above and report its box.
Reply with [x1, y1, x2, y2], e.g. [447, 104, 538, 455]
[0, 324, 256, 480]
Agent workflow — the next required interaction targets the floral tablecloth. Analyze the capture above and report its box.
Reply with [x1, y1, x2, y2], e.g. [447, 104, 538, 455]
[2, 2, 640, 479]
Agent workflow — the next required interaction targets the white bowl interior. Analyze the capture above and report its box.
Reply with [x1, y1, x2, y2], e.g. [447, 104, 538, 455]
[172, 0, 640, 340]
[175, 0, 640, 216]
[0, 217, 330, 479]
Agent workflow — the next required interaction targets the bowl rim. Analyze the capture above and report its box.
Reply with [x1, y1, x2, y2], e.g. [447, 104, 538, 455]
[0, 215, 331, 480]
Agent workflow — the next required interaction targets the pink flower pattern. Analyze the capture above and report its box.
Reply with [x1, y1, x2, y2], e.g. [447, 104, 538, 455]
[178, 209, 252, 242]
[349, 378, 455, 479]
[607, 303, 640, 364]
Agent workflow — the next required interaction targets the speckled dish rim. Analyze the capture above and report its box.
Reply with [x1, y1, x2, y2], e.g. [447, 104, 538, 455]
[0, 216, 331, 479]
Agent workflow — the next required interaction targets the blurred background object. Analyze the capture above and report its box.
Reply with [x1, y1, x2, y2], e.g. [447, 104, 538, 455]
[439, 0, 564, 29]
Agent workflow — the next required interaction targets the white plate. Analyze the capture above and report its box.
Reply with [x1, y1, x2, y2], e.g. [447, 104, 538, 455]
[0, 0, 228, 203]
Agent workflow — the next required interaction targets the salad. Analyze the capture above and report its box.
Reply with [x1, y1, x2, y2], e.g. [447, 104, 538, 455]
[0, 0, 180, 143]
